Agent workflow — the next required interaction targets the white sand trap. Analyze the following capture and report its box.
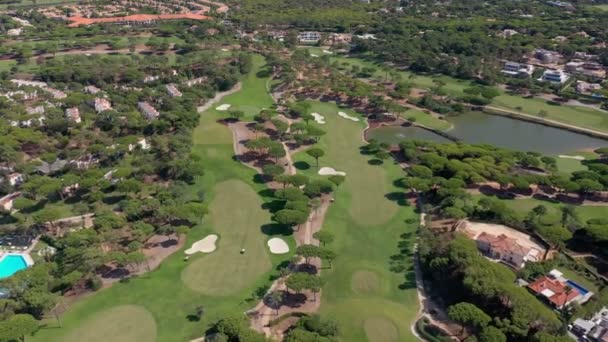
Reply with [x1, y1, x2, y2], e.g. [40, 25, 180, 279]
[318, 167, 346, 176]
[322, 50, 333, 54]
[185, 234, 218, 255]
[310, 54, 319, 57]
[312, 112, 326, 124]
[267, 238, 289, 254]
[558, 155, 585, 160]
[338, 111, 360, 122]
[215, 104, 231, 111]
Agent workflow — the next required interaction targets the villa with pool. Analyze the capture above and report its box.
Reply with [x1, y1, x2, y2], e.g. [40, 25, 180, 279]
[0, 235, 35, 279]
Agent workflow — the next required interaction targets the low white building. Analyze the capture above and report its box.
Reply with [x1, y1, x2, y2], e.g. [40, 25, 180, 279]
[138, 102, 160, 120]
[298, 31, 321, 44]
[502, 61, 535, 77]
[166, 84, 182, 97]
[2, 173, 24, 186]
[128, 138, 151, 151]
[539, 69, 570, 84]
[93, 98, 112, 113]
[84, 85, 101, 94]
[65, 107, 81, 123]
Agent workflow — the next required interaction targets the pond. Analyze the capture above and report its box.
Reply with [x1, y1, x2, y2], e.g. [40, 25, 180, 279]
[366, 112, 608, 154]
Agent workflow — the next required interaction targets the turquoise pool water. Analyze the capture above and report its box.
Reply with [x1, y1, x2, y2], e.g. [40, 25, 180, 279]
[0, 255, 29, 279]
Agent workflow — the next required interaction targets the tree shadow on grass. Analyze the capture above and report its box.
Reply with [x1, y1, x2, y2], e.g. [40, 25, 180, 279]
[294, 161, 311, 170]
[261, 200, 284, 213]
[385, 192, 409, 206]
[368, 159, 384, 165]
[258, 188, 275, 199]
[261, 223, 292, 236]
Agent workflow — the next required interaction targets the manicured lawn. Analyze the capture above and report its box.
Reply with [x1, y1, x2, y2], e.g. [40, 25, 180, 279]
[293, 101, 419, 341]
[593, 4, 608, 11]
[0, 60, 16, 72]
[214, 54, 274, 117]
[555, 157, 587, 174]
[61, 305, 157, 342]
[181, 180, 272, 296]
[492, 95, 608, 133]
[470, 194, 608, 224]
[399, 108, 452, 131]
[31, 54, 292, 342]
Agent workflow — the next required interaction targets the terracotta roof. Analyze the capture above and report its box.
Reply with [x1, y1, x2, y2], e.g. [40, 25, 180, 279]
[528, 276, 580, 307]
[477, 232, 526, 256]
[67, 13, 209, 27]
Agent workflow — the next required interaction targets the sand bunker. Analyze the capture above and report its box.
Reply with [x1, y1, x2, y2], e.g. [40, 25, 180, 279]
[215, 104, 231, 111]
[319, 167, 346, 176]
[558, 155, 585, 160]
[310, 54, 319, 57]
[185, 234, 218, 255]
[322, 50, 333, 54]
[338, 111, 360, 122]
[267, 238, 289, 254]
[312, 112, 326, 124]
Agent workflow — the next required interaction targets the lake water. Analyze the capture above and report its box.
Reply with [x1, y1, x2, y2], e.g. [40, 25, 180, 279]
[366, 112, 608, 154]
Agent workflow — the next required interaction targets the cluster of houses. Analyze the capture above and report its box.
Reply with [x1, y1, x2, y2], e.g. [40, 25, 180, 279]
[570, 307, 608, 342]
[501, 47, 607, 97]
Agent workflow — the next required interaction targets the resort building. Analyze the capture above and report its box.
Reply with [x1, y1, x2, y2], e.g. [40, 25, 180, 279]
[475, 232, 541, 268]
[166, 84, 182, 97]
[4, 173, 25, 186]
[502, 62, 535, 77]
[539, 69, 570, 84]
[501, 29, 519, 38]
[569, 307, 608, 341]
[565, 61, 607, 79]
[183, 77, 207, 87]
[138, 102, 160, 120]
[0, 192, 21, 212]
[533, 48, 563, 64]
[576, 81, 603, 96]
[93, 98, 112, 113]
[84, 85, 101, 94]
[298, 31, 321, 44]
[66, 13, 210, 28]
[528, 269, 593, 310]
[65, 107, 81, 123]
[128, 138, 151, 151]
[329, 33, 353, 45]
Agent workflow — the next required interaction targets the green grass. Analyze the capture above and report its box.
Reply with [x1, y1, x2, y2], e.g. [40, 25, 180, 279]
[492, 95, 608, 133]
[31, 54, 292, 342]
[0, 60, 16, 72]
[293, 101, 419, 341]
[181, 180, 272, 296]
[555, 157, 587, 174]
[61, 305, 157, 342]
[214, 55, 274, 117]
[471, 194, 608, 225]
[399, 109, 452, 131]
[592, 4, 608, 11]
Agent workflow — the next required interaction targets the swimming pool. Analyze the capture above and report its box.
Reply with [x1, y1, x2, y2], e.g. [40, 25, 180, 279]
[566, 280, 589, 295]
[0, 254, 29, 279]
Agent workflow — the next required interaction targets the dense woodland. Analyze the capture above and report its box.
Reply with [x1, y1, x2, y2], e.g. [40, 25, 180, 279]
[0, 50, 252, 336]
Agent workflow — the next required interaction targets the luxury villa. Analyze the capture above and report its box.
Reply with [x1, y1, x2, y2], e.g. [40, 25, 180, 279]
[528, 269, 594, 310]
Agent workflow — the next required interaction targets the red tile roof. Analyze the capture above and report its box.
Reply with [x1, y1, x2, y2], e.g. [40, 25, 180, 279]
[528, 276, 580, 307]
[67, 13, 209, 27]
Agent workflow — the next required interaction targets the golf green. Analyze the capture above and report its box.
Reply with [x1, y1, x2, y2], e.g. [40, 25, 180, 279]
[181, 180, 272, 296]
